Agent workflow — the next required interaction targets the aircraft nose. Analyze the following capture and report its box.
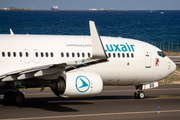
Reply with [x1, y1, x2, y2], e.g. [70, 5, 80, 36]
[167, 58, 177, 74]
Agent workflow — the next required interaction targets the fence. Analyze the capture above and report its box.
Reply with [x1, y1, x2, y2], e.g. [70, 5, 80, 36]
[147, 41, 180, 52]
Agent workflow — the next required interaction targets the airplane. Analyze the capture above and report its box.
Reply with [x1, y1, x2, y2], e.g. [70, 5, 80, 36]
[0, 21, 176, 105]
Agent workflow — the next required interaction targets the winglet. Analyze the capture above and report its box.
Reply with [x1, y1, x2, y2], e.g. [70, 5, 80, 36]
[89, 21, 108, 59]
[10, 29, 14, 35]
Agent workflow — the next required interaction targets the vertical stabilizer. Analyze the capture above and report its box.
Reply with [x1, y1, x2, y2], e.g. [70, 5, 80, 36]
[10, 29, 14, 35]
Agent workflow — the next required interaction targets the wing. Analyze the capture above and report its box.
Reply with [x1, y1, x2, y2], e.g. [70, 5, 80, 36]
[1, 21, 108, 82]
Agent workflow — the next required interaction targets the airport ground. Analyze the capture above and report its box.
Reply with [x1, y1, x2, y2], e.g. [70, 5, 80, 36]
[0, 84, 180, 120]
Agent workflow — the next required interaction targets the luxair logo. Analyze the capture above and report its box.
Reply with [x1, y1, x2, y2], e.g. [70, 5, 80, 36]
[76, 76, 90, 93]
[105, 43, 135, 52]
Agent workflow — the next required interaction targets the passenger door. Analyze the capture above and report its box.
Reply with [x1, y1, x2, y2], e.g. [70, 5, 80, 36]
[143, 46, 151, 68]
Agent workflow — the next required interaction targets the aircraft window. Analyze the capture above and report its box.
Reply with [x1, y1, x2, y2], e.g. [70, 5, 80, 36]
[19, 52, 22, 57]
[7, 52, 10, 57]
[2, 52, 5, 57]
[82, 53, 85, 57]
[13, 52, 16, 57]
[66, 53, 69, 57]
[61, 53, 64, 57]
[122, 53, 125, 58]
[50, 52, 53, 57]
[127, 53, 129, 58]
[157, 51, 166, 58]
[77, 53, 80, 57]
[88, 53, 90, 57]
[35, 52, 38, 57]
[45, 52, 48, 57]
[41, 52, 44, 57]
[108, 53, 111, 57]
[117, 53, 120, 58]
[131, 53, 134, 58]
[72, 53, 75, 57]
[113, 53, 116, 58]
[25, 52, 28, 57]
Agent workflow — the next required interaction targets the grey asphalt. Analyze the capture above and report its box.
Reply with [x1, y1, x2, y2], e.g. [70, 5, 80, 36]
[0, 84, 180, 120]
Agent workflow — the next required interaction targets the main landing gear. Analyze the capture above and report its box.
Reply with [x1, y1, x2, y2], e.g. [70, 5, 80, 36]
[134, 85, 145, 99]
[4, 91, 25, 105]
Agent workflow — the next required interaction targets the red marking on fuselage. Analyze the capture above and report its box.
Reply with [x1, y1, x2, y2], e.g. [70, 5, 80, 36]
[155, 58, 159, 66]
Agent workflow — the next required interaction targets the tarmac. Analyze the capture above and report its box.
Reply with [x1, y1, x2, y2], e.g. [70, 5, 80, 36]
[0, 84, 180, 120]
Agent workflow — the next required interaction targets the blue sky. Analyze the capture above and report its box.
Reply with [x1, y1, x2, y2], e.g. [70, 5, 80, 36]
[0, 0, 180, 10]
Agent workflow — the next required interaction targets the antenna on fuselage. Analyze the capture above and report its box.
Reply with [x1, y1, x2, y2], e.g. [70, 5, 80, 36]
[10, 29, 14, 35]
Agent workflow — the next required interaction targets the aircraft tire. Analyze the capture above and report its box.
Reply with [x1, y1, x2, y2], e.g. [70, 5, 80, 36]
[12, 92, 25, 105]
[4, 91, 14, 104]
[138, 91, 145, 99]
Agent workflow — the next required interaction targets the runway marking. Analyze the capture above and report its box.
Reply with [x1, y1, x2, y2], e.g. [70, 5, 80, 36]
[2, 109, 180, 120]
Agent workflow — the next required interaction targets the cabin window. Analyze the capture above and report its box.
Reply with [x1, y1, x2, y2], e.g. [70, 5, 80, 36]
[19, 52, 22, 57]
[61, 53, 64, 57]
[35, 52, 38, 57]
[127, 53, 129, 58]
[117, 53, 120, 58]
[25, 52, 28, 57]
[122, 53, 125, 58]
[50, 52, 53, 57]
[13, 52, 16, 57]
[108, 53, 111, 57]
[66, 53, 69, 57]
[131, 53, 134, 58]
[2, 52, 5, 57]
[72, 53, 75, 57]
[41, 52, 44, 57]
[77, 53, 80, 57]
[7, 52, 10, 57]
[82, 53, 85, 57]
[113, 53, 116, 58]
[88, 53, 90, 57]
[45, 52, 48, 57]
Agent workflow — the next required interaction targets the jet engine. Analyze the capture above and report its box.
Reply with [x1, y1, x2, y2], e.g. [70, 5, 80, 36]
[50, 71, 103, 97]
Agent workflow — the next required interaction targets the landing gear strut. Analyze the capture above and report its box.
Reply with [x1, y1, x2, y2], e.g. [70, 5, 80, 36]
[134, 85, 145, 99]
[4, 91, 25, 105]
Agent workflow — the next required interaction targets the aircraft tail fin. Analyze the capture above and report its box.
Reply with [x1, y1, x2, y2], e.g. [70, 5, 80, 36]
[10, 29, 14, 35]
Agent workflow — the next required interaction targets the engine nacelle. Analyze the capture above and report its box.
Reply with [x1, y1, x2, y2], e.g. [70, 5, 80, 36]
[50, 71, 103, 98]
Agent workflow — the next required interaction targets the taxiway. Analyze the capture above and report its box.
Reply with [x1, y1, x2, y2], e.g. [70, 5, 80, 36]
[0, 84, 180, 120]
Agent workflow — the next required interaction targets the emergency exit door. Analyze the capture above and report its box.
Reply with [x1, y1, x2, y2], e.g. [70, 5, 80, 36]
[23, 49, 31, 63]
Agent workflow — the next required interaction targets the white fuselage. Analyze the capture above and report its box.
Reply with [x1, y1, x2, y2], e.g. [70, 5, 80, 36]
[0, 34, 176, 86]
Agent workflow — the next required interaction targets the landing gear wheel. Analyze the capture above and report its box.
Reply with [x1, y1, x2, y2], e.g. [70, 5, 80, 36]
[138, 91, 145, 99]
[4, 91, 25, 105]
[12, 92, 25, 105]
[4, 91, 14, 104]
[134, 91, 145, 99]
